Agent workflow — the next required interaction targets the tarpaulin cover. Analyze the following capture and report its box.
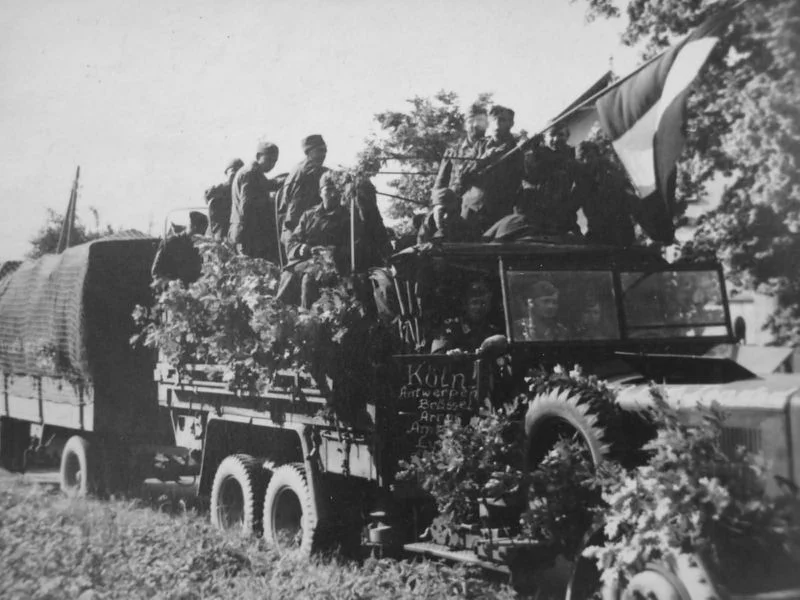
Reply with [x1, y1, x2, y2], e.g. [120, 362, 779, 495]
[0, 232, 159, 381]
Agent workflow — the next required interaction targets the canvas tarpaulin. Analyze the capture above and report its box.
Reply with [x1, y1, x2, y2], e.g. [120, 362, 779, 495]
[0, 233, 158, 382]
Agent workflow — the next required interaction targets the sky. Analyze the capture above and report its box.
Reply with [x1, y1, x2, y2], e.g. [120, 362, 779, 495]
[0, 0, 640, 260]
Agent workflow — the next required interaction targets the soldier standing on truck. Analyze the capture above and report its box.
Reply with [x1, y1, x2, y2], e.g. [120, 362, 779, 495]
[574, 140, 636, 247]
[460, 105, 525, 232]
[521, 130, 583, 237]
[277, 134, 328, 250]
[228, 141, 281, 262]
[434, 104, 487, 200]
[276, 171, 350, 308]
[346, 174, 392, 269]
[204, 158, 243, 240]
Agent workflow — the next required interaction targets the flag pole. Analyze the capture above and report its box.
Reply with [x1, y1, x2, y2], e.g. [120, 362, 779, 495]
[56, 166, 80, 253]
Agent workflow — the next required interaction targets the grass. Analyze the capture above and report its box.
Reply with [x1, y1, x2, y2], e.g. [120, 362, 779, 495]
[0, 477, 518, 600]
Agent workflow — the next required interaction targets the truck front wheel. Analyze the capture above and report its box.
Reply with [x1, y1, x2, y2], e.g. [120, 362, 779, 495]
[209, 454, 266, 536]
[263, 463, 320, 555]
[60, 435, 97, 497]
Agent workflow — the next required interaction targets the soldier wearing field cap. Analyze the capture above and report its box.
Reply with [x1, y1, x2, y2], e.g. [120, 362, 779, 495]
[521, 280, 568, 341]
[277, 134, 328, 249]
[417, 188, 481, 244]
[434, 103, 488, 198]
[204, 158, 244, 240]
[460, 105, 525, 232]
[229, 141, 281, 262]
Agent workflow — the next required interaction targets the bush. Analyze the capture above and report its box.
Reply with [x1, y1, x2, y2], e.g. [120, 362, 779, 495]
[584, 386, 800, 589]
[133, 240, 389, 417]
[400, 367, 800, 589]
[396, 398, 527, 525]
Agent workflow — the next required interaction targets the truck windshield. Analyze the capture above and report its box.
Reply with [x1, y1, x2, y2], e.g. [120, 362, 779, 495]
[506, 270, 619, 342]
[620, 269, 728, 338]
[504, 267, 729, 342]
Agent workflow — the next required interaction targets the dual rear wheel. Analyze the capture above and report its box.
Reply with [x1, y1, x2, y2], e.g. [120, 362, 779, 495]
[209, 455, 321, 555]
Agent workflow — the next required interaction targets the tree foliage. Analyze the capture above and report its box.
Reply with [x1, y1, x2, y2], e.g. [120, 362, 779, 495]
[27, 207, 115, 259]
[582, 0, 800, 342]
[357, 91, 492, 223]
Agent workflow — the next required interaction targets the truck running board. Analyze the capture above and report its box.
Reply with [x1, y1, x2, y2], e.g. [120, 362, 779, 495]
[403, 542, 510, 574]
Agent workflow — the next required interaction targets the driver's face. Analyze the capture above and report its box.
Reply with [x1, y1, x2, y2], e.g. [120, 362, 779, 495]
[532, 294, 559, 319]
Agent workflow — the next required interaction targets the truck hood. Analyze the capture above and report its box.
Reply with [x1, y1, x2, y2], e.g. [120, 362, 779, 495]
[617, 374, 800, 493]
[616, 374, 800, 413]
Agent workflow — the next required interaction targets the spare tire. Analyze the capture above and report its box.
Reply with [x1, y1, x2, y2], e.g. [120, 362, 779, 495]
[524, 387, 613, 470]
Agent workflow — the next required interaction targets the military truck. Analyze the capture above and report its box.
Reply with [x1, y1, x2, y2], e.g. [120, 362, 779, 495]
[1, 231, 799, 599]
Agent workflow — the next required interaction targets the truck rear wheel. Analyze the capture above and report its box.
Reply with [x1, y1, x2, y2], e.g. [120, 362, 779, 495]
[60, 435, 97, 497]
[209, 454, 266, 535]
[263, 463, 320, 555]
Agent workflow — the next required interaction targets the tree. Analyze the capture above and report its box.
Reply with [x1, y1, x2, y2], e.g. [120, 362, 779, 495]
[356, 91, 493, 224]
[28, 207, 116, 259]
[581, 0, 800, 343]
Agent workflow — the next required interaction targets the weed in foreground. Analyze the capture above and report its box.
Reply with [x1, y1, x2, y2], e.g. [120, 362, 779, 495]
[0, 478, 516, 599]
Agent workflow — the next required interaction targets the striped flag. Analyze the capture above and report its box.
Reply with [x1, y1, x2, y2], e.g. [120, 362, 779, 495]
[596, 8, 735, 242]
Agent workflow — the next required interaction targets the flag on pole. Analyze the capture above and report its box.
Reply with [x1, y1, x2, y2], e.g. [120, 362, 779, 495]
[595, 8, 735, 242]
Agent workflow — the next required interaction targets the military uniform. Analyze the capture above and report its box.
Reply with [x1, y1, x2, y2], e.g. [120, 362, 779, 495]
[574, 159, 636, 247]
[416, 212, 481, 244]
[286, 204, 350, 267]
[229, 161, 282, 263]
[278, 203, 350, 308]
[523, 145, 582, 236]
[434, 136, 485, 198]
[430, 319, 500, 354]
[461, 132, 524, 232]
[347, 177, 391, 270]
[204, 182, 233, 240]
[205, 158, 243, 240]
[278, 159, 327, 236]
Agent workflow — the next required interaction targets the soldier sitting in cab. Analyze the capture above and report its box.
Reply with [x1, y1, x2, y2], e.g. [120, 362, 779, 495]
[431, 278, 500, 355]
